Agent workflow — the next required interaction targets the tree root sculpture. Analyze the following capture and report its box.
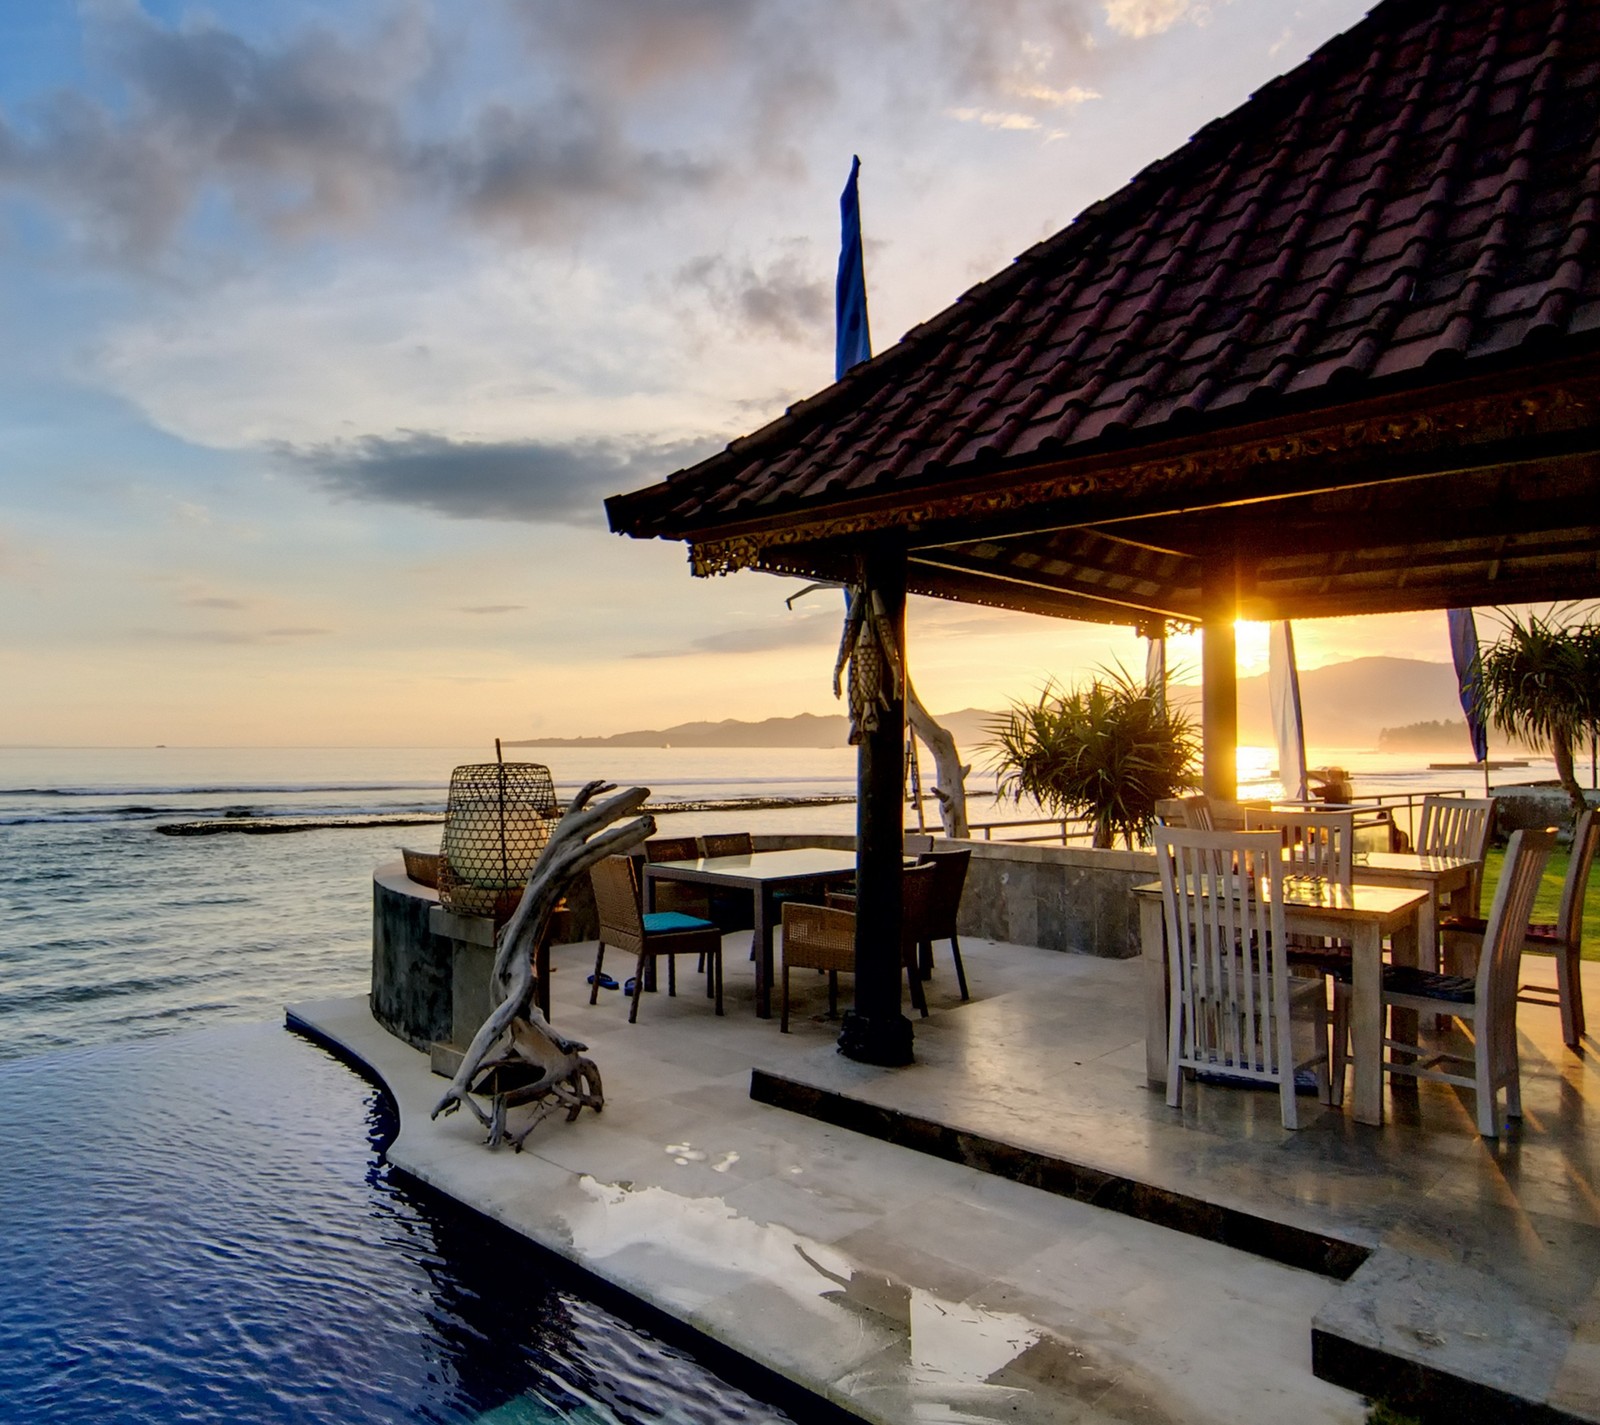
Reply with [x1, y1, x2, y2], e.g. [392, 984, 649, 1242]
[430, 780, 652, 1145]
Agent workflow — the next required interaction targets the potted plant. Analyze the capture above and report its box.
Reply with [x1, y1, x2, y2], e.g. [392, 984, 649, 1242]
[987, 668, 1199, 849]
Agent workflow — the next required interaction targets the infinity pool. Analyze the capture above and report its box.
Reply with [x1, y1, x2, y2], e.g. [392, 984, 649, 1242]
[0, 1022, 790, 1425]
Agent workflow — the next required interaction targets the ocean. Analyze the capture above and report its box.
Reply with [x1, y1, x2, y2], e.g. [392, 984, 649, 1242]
[0, 741, 1554, 1063]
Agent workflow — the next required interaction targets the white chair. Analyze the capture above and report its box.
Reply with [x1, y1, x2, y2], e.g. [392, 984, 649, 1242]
[1155, 827, 1333, 1130]
[1416, 795, 1496, 916]
[1244, 807, 1355, 891]
[1363, 826, 1555, 1138]
[1441, 808, 1597, 1049]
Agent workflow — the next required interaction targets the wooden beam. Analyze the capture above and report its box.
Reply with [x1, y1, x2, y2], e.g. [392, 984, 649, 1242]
[1201, 560, 1238, 803]
[913, 549, 1195, 621]
[903, 561, 1151, 625]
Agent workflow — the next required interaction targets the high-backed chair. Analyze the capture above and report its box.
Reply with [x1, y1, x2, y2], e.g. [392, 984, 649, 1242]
[778, 862, 938, 1031]
[916, 849, 971, 1000]
[1244, 807, 1356, 891]
[1440, 808, 1597, 1048]
[589, 855, 723, 1023]
[700, 831, 755, 858]
[1180, 794, 1216, 830]
[1355, 827, 1555, 1138]
[1416, 795, 1496, 916]
[1154, 827, 1333, 1129]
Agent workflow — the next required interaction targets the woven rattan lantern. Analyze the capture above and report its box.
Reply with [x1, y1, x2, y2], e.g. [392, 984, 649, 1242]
[437, 762, 560, 920]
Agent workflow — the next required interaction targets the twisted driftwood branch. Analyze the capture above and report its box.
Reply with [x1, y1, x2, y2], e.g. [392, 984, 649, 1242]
[430, 780, 653, 1140]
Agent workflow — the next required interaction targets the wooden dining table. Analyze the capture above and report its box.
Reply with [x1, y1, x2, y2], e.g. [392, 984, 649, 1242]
[1349, 850, 1479, 968]
[1134, 877, 1429, 1126]
[643, 848, 861, 1019]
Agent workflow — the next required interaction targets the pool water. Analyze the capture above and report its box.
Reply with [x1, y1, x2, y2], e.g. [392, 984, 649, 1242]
[0, 1022, 789, 1425]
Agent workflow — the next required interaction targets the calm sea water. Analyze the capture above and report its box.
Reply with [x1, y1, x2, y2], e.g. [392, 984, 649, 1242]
[0, 741, 1552, 1061]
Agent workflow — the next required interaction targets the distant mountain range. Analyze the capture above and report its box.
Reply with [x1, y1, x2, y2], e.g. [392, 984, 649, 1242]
[509, 656, 1479, 754]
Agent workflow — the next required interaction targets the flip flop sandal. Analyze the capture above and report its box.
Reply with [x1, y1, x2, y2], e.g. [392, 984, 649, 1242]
[623, 977, 638, 996]
[587, 973, 619, 990]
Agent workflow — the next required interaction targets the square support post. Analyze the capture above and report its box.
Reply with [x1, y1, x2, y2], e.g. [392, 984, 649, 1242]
[839, 540, 915, 1066]
[1201, 561, 1238, 803]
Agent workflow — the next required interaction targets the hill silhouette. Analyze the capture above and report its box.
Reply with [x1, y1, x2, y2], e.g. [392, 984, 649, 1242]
[510, 657, 1472, 754]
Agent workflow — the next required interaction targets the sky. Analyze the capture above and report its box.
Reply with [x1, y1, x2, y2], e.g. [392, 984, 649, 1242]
[0, 0, 1474, 748]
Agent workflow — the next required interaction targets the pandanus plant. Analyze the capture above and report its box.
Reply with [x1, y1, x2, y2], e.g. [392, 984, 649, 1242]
[1476, 607, 1600, 818]
[987, 668, 1199, 849]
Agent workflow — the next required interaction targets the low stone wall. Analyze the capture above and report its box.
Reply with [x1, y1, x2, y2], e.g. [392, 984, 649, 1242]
[371, 836, 1155, 1049]
[755, 832, 1155, 959]
[371, 861, 452, 1051]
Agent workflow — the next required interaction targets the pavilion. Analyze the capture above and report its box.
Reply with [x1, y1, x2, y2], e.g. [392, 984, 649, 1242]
[607, 0, 1600, 1064]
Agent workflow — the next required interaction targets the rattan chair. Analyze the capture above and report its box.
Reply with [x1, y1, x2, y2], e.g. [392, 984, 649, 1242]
[778, 862, 937, 1031]
[643, 835, 711, 919]
[1439, 808, 1597, 1048]
[700, 831, 755, 858]
[915, 849, 971, 1000]
[589, 855, 723, 1023]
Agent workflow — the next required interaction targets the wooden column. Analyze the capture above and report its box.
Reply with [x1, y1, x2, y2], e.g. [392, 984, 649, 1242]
[1201, 562, 1238, 803]
[838, 540, 914, 1066]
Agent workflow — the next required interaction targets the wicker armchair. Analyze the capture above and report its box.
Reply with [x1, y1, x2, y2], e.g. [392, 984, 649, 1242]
[778, 862, 937, 1031]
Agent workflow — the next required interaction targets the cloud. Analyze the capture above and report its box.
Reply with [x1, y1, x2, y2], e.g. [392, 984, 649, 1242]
[277, 431, 717, 525]
[1102, 0, 1197, 39]
[631, 612, 839, 659]
[674, 250, 829, 344]
[132, 625, 331, 644]
[0, 3, 720, 262]
[947, 109, 1043, 132]
[459, 604, 526, 615]
[184, 595, 249, 610]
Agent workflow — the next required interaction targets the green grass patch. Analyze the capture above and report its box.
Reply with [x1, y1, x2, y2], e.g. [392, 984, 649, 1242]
[1481, 843, 1600, 960]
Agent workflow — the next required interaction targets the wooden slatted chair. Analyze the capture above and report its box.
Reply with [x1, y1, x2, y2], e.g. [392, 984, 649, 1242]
[589, 855, 723, 1024]
[1155, 827, 1333, 1130]
[1180, 794, 1216, 830]
[1354, 827, 1555, 1138]
[1439, 808, 1597, 1048]
[778, 862, 937, 1031]
[1416, 795, 1496, 917]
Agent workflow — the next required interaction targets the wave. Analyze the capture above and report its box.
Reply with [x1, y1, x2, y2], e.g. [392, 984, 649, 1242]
[0, 780, 449, 798]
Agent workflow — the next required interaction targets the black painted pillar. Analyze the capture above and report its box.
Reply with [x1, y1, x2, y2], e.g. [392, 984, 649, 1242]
[838, 540, 914, 1066]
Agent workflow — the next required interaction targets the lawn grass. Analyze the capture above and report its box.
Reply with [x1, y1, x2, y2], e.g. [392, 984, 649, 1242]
[1481, 843, 1600, 960]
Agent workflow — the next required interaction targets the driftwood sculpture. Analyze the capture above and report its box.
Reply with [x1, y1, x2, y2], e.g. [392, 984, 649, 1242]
[431, 780, 654, 1148]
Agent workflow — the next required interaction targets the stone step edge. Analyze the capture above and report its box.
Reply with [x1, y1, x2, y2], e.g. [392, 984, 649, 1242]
[749, 1067, 1370, 1281]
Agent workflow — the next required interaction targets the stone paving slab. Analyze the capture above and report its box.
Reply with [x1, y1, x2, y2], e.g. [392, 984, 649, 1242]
[287, 933, 1363, 1425]
[750, 943, 1600, 1423]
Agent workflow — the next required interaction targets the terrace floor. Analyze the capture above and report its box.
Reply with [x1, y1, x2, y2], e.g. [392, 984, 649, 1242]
[294, 928, 1600, 1425]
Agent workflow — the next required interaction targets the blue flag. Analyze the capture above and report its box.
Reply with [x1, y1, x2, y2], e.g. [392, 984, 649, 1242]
[1448, 608, 1489, 762]
[835, 156, 871, 380]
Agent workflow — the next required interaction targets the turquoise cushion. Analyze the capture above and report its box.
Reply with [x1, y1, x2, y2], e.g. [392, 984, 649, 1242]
[643, 910, 717, 933]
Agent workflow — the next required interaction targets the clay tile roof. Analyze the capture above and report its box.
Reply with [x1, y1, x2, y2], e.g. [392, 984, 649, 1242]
[608, 0, 1600, 541]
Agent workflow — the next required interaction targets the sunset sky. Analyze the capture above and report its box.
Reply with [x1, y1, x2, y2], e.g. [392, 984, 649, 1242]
[0, 0, 1480, 748]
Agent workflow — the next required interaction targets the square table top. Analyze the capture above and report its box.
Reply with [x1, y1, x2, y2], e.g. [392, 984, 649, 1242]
[1350, 850, 1478, 878]
[644, 847, 860, 888]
